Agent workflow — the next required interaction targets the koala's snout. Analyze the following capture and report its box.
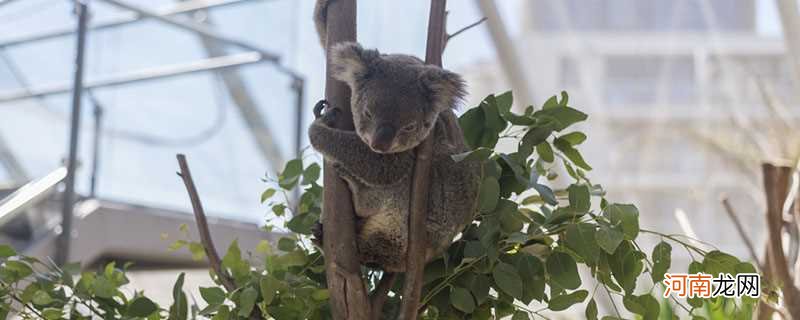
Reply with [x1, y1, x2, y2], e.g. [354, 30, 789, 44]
[370, 125, 395, 153]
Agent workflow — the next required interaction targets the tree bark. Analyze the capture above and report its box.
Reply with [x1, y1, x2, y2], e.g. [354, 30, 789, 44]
[761, 163, 800, 318]
[398, 1, 447, 319]
[321, 1, 371, 319]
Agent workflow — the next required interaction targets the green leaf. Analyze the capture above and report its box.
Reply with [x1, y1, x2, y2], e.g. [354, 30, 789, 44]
[451, 147, 493, 163]
[278, 237, 296, 252]
[459, 107, 486, 149]
[0, 245, 15, 258]
[609, 242, 644, 294]
[735, 261, 757, 274]
[188, 242, 206, 261]
[272, 203, 287, 217]
[260, 276, 280, 305]
[471, 274, 491, 305]
[536, 142, 554, 163]
[542, 95, 559, 109]
[481, 95, 508, 133]
[567, 184, 591, 212]
[463, 241, 484, 258]
[522, 125, 553, 148]
[260, 188, 276, 203]
[237, 287, 258, 317]
[548, 290, 588, 311]
[702, 250, 740, 276]
[42, 308, 62, 320]
[511, 311, 530, 320]
[478, 177, 500, 213]
[564, 223, 600, 265]
[312, 289, 329, 301]
[302, 163, 321, 185]
[222, 240, 250, 284]
[211, 306, 231, 320]
[495, 92, 536, 125]
[169, 273, 188, 320]
[623, 294, 660, 320]
[32, 290, 53, 306]
[168, 240, 187, 252]
[533, 106, 587, 131]
[286, 212, 317, 235]
[129, 297, 158, 317]
[651, 242, 672, 283]
[604, 204, 639, 240]
[559, 132, 587, 145]
[547, 252, 581, 290]
[2, 260, 32, 281]
[585, 299, 598, 320]
[514, 254, 545, 303]
[531, 183, 558, 206]
[685, 261, 705, 308]
[596, 225, 624, 254]
[449, 286, 476, 313]
[492, 262, 524, 300]
[199, 287, 226, 305]
[278, 159, 303, 189]
[554, 138, 592, 170]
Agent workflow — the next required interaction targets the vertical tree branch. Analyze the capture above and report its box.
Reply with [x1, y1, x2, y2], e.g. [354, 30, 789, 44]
[762, 163, 800, 317]
[398, 1, 447, 319]
[321, 1, 371, 319]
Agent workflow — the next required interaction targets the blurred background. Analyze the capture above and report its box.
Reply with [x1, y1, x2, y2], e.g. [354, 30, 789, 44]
[0, 0, 794, 316]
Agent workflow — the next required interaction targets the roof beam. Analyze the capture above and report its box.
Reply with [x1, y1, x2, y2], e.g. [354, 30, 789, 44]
[0, 52, 265, 102]
[97, 0, 280, 62]
[0, 0, 261, 49]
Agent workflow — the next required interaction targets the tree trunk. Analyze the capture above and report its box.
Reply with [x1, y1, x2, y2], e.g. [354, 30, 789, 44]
[321, 1, 371, 319]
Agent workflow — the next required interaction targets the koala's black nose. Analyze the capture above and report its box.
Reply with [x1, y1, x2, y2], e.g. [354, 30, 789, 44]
[370, 125, 395, 152]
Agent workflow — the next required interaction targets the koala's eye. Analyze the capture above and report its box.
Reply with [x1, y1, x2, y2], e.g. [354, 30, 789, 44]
[363, 110, 373, 119]
[401, 123, 418, 133]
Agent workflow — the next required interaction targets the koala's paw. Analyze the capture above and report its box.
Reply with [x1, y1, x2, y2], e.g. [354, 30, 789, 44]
[313, 99, 340, 127]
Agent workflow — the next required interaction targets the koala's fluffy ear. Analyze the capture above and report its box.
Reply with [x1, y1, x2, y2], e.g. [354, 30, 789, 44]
[331, 42, 379, 88]
[420, 66, 467, 112]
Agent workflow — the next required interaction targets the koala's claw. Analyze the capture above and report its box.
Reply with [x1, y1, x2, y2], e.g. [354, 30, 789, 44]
[314, 99, 341, 127]
[313, 100, 328, 119]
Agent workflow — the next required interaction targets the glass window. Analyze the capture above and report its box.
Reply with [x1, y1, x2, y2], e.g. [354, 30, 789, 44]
[604, 55, 696, 105]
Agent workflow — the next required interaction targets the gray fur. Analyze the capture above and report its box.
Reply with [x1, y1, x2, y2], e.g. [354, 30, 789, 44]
[309, 41, 479, 272]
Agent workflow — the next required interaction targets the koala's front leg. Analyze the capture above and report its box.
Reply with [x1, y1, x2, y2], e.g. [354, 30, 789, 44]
[308, 116, 413, 186]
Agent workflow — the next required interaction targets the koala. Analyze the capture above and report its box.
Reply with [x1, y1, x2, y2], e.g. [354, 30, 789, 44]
[308, 41, 481, 272]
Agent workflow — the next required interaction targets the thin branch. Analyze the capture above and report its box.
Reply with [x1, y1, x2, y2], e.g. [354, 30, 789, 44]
[445, 16, 486, 45]
[175, 154, 236, 292]
[398, 1, 447, 319]
[370, 272, 397, 320]
[177, 154, 263, 320]
[721, 197, 761, 266]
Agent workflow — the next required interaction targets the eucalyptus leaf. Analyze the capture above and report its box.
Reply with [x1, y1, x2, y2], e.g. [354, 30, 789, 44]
[546, 252, 581, 290]
[548, 290, 588, 311]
